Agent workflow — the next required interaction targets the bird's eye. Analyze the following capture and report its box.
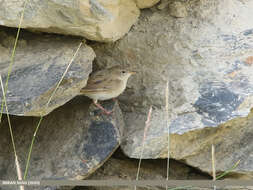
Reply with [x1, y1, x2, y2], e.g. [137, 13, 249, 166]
[121, 71, 126, 74]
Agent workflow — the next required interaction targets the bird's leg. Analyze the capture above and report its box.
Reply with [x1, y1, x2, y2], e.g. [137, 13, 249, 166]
[93, 99, 112, 115]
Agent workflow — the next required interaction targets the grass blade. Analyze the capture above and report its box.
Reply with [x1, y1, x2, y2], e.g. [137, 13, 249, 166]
[0, 0, 30, 123]
[165, 81, 170, 189]
[23, 42, 83, 179]
[216, 160, 240, 180]
[212, 144, 216, 190]
[212, 144, 216, 180]
[0, 75, 24, 190]
[135, 106, 153, 190]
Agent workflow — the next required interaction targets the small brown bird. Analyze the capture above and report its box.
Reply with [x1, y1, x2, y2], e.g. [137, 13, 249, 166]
[80, 66, 135, 114]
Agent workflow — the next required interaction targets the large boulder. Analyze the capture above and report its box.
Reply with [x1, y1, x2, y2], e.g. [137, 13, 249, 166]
[0, 97, 124, 183]
[168, 110, 253, 179]
[0, 27, 95, 116]
[0, 0, 140, 42]
[91, 0, 253, 178]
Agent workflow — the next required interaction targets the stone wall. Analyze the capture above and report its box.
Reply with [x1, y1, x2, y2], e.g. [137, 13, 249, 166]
[0, 0, 253, 188]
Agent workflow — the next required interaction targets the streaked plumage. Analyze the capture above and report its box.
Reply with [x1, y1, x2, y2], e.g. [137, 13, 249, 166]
[80, 66, 135, 114]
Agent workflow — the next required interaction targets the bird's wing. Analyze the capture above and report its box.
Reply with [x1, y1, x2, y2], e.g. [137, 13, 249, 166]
[81, 71, 121, 93]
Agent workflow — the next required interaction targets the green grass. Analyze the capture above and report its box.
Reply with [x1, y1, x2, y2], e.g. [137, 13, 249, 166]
[0, 0, 30, 124]
[23, 41, 83, 179]
[0, 1, 30, 187]
[0, 0, 83, 181]
[216, 160, 240, 180]
[0, 0, 243, 187]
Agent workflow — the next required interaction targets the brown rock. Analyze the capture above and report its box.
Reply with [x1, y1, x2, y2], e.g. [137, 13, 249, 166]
[0, 0, 140, 42]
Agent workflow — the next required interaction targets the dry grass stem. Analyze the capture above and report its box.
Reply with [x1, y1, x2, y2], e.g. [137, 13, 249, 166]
[45, 42, 83, 107]
[165, 81, 170, 187]
[212, 144, 216, 181]
[15, 156, 25, 190]
[0, 1, 29, 189]
[0, 75, 24, 190]
[212, 144, 216, 190]
[23, 42, 83, 179]
[135, 106, 153, 190]
[216, 159, 240, 180]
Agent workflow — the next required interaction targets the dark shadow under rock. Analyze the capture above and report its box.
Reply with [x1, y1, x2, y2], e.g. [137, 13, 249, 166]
[0, 96, 124, 186]
[87, 149, 210, 180]
[73, 148, 210, 190]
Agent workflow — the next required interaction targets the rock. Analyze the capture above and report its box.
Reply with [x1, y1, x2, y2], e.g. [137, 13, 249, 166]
[168, 110, 253, 179]
[0, 0, 140, 42]
[0, 27, 95, 116]
[0, 97, 124, 185]
[157, 0, 169, 10]
[168, 1, 187, 18]
[91, 0, 253, 178]
[135, 0, 160, 9]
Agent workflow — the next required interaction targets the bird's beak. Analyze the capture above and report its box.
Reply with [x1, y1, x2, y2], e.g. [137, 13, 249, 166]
[129, 71, 137, 75]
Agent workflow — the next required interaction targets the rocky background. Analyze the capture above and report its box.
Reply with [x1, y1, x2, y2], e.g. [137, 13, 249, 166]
[1, 0, 253, 189]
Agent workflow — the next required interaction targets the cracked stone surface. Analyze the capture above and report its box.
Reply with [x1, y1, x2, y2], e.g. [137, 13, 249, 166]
[0, 97, 124, 190]
[0, 27, 95, 116]
[0, 0, 140, 42]
[91, 0, 253, 178]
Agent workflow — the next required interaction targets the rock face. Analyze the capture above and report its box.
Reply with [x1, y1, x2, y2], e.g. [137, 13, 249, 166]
[91, 0, 253, 177]
[168, 110, 253, 179]
[0, 0, 140, 42]
[0, 27, 95, 116]
[0, 97, 124, 183]
[168, 1, 188, 18]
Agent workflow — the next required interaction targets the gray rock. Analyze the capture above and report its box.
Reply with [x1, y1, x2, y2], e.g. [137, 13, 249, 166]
[0, 97, 124, 185]
[91, 0, 253, 177]
[0, 0, 140, 42]
[168, 110, 253, 179]
[168, 1, 187, 18]
[0, 27, 95, 116]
